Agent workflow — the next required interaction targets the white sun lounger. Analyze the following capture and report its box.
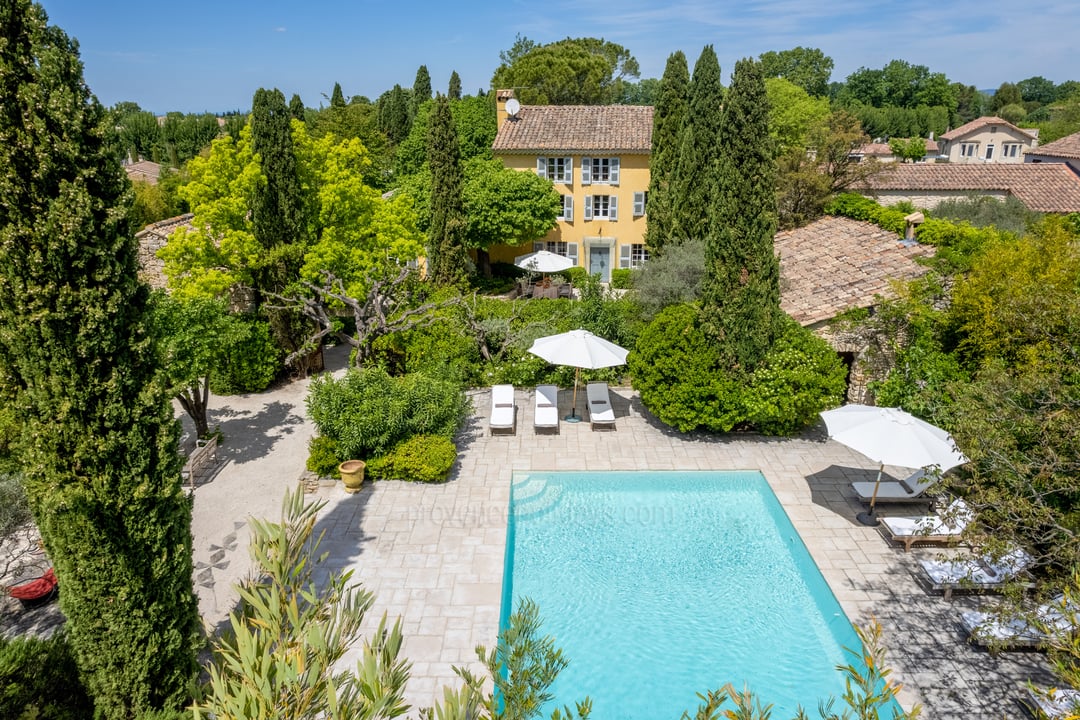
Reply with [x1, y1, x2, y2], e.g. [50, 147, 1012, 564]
[881, 498, 973, 552]
[918, 547, 1033, 600]
[586, 382, 615, 430]
[1024, 687, 1080, 719]
[489, 384, 516, 435]
[534, 385, 559, 433]
[960, 593, 1075, 649]
[852, 467, 941, 504]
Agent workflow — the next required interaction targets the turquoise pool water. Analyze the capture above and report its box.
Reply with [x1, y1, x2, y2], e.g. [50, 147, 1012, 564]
[502, 471, 899, 718]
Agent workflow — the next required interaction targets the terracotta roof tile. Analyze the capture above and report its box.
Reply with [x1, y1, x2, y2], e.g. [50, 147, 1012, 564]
[939, 116, 1037, 141]
[493, 105, 653, 153]
[861, 163, 1080, 212]
[125, 160, 162, 185]
[1029, 130, 1080, 160]
[776, 216, 933, 326]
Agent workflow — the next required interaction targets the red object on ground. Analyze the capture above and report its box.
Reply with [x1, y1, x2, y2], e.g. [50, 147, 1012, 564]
[8, 567, 58, 606]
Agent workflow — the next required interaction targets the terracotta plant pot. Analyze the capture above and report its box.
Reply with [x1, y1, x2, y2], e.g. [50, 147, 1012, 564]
[338, 460, 366, 493]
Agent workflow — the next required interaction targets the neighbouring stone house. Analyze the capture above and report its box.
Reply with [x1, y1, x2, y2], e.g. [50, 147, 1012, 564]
[859, 163, 1080, 212]
[850, 139, 940, 163]
[135, 213, 193, 289]
[124, 159, 163, 185]
[1025, 129, 1080, 175]
[937, 116, 1039, 164]
[775, 215, 934, 403]
[490, 90, 652, 282]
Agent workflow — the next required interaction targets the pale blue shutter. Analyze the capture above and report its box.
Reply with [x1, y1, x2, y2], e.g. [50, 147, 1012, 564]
[608, 195, 618, 221]
[581, 157, 592, 185]
[633, 192, 645, 216]
[619, 244, 631, 269]
[564, 157, 573, 183]
[567, 243, 579, 265]
[610, 157, 620, 185]
[583, 195, 593, 220]
[564, 195, 573, 222]
[537, 157, 547, 178]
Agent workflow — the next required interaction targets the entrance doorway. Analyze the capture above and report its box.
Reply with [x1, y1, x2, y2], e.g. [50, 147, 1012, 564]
[589, 246, 610, 282]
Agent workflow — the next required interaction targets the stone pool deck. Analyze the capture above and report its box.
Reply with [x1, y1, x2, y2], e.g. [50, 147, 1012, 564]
[307, 385, 1051, 719]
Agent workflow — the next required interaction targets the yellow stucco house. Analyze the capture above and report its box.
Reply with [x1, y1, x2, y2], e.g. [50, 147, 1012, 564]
[488, 90, 653, 282]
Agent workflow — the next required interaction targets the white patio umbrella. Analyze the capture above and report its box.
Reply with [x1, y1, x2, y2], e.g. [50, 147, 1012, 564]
[514, 250, 575, 274]
[528, 329, 629, 422]
[820, 404, 968, 525]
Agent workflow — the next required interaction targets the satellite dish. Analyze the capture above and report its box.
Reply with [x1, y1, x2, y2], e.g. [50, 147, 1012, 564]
[505, 98, 521, 117]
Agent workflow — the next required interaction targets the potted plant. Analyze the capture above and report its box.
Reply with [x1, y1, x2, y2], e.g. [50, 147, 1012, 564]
[338, 460, 366, 493]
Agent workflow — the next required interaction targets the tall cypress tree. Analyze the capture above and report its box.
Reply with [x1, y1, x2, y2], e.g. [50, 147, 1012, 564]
[330, 81, 346, 108]
[700, 58, 779, 370]
[448, 70, 462, 100]
[427, 95, 468, 285]
[671, 46, 724, 243]
[289, 92, 305, 121]
[0, 2, 200, 717]
[379, 84, 411, 144]
[644, 51, 689, 252]
[250, 87, 306, 286]
[413, 64, 432, 106]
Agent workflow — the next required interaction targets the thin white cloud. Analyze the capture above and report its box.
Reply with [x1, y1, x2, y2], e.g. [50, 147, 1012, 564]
[275, 26, 286, 33]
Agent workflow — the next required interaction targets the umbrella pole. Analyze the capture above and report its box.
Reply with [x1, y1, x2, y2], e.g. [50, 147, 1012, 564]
[857, 464, 884, 526]
[566, 367, 582, 423]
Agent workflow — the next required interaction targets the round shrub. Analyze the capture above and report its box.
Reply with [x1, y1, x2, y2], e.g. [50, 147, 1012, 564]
[0, 632, 92, 720]
[210, 316, 282, 394]
[630, 304, 847, 435]
[367, 434, 457, 483]
[305, 435, 342, 478]
[609, 268, 633, 289]
[742, 315, 848, 435]
[307, 367, 467, 459]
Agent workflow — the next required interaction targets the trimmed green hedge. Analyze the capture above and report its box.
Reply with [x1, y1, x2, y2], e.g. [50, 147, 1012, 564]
[367, 434, 457, 483]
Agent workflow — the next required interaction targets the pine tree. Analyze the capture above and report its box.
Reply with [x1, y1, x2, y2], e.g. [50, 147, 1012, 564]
[410, 64, 432, 119]
[448, 70, 462, 100]
[644, 51, 689, 252]
[330, 81, 345, 108]
[671, 46, 724, 243]
[289, 92, 305, 121]
[700, 58, 780, 370]
[250, 87, 306, 287]
[427, 95, 469, 285]
[0, 2, 200, 716]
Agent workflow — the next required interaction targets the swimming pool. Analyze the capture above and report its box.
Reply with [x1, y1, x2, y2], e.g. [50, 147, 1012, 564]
[502, 470, 898, 718]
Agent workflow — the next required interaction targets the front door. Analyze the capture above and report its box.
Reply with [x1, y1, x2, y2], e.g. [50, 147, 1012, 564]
[589, 246, 610, 282]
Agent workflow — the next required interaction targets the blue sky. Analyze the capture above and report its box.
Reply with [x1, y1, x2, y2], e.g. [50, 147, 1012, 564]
[40, 0, 1080, 114]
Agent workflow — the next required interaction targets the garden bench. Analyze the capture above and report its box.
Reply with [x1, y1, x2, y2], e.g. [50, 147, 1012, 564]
[182, 435, 219, 488]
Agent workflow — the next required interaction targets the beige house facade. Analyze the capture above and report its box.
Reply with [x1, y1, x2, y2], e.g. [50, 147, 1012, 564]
[938, 116, 1039, 164]
[489, 91, 652, 281]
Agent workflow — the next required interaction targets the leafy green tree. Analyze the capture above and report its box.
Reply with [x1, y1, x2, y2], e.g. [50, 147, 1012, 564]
[196, 486, 412, 720]
[490, 36, 639, 105]
[0, 2, 201, 716]
[426, 95, 469, 285]
[1018, 75, 1057, 105]
[758, 46, 833, 97]
[840, 59, 955, 113]
[117, 108, 163, 162]
[250, 87, 307, 289]
[997, 103, 1027, 125]
[888, 136, 929, 162]
[290, 92, 305, 120]
[701, 58, 779, 370]
[952, 83, 987, 123]
[645, 51, 689, 252]
[448, 70, 462, 100]
[671, 45, 723, 243]
[149, 293, 235, 438]
[159, 112, 221, 166]
[764, 77, 830, 156]
[616, 77, 660, 105]
[396, 95, 496, 178]
[990, 81, 1023, 111]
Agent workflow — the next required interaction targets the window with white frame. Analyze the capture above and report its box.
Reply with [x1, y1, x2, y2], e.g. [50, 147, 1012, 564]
[1003, 143, 1021, 158]
[960, 142, 978, 158]
[633, 191, 647, 217]
[580, 156, 620, 185]
[619, 243, 650, 269]
[583, 194, 618, 220]
[536, 156, 572, 183]
[557, 195, 573, 221]
[533, 240, 578, 265]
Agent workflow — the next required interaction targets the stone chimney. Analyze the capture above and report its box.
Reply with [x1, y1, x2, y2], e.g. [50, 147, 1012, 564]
[496, 89, 516, 126]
